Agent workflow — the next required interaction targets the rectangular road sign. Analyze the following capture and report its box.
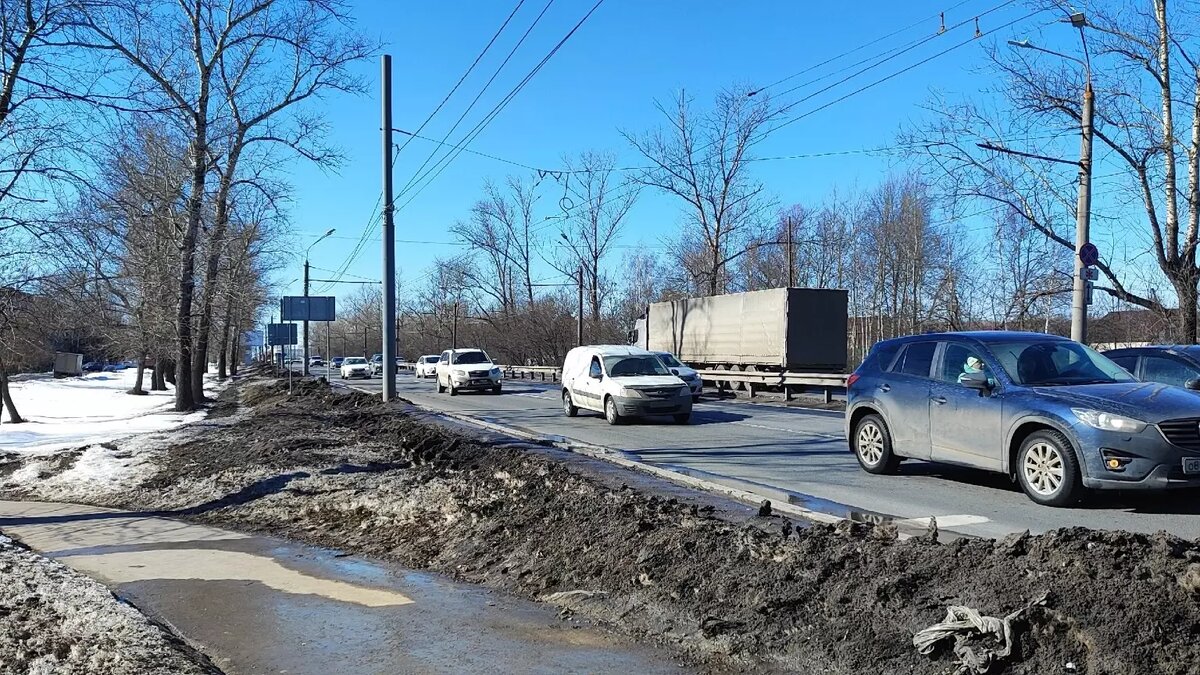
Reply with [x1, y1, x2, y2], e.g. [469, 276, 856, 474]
[267, 323, 298, 346]
[281, 296, 336, 322]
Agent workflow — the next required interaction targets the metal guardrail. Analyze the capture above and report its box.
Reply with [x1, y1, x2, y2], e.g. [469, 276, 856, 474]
[501, 365, 560, 382]
[500, 365, 846, 402]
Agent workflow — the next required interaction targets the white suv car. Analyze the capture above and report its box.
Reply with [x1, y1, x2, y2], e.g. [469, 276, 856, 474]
[340, 357, 371, 379]
[435, 349, 502, 395]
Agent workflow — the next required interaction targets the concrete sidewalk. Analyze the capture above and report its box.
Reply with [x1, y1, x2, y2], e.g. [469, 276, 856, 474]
[0, 501, 680, 674]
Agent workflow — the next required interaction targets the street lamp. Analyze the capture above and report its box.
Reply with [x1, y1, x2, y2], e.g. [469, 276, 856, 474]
[561, 232, 584, 346]
[302, 228, 336, 374]
[1008, 16, 1093, 344]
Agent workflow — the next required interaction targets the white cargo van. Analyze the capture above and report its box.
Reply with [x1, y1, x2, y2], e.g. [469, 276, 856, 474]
[560, 345, 692, 425]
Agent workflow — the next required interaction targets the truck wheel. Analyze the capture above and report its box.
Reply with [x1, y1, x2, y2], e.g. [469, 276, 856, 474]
[562, 390, 578, 417]
[853, 414, 901, 474]
[436, 377, 445, 394]
[449, 383, 458, 397]
[1017, 430, 1082, 507]
[604, 396, 622, 425]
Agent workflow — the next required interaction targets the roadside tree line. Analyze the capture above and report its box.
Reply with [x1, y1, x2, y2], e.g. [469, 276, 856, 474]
[0, 0, 372, 422]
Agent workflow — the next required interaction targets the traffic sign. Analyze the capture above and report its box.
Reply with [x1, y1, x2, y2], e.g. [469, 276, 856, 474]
[281, 296, 336, 322]
[1079, 242, 1099, 267]
[267, 323, 297, 346]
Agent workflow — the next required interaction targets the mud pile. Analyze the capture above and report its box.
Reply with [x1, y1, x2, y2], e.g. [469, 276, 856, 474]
[8, 378, 1200, 674]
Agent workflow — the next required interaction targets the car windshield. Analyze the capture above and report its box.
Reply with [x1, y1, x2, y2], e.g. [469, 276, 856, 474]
[453, 351, 490, 365]
[989, 340, 1135, 386]
[344, 358, 366, 365]
[423, 356, 437, 363]
[656, 353, 683, 368]
[603, 355, 670, 377]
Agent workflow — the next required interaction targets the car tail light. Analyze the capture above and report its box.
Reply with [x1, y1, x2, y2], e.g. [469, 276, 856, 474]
[846, 373, 860, 388]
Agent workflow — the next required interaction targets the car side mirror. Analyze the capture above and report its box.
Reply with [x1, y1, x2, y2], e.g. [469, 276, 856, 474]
[1186, 378, 1200, 391]
[961, 371, 991, 392]
[670, 368, 680, 376]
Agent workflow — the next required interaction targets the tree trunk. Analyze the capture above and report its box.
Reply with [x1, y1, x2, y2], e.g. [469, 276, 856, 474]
[229, 332, 241, 377]
[175, 118, 208, 412]
[193, 147, 241, 402]
[1173, 271, 1199, 343]
[129, 353, 147, 395]
[0, 358, 23, 424]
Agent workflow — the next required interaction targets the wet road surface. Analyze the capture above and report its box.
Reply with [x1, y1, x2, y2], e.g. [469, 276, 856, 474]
[0, 500, 682, 674]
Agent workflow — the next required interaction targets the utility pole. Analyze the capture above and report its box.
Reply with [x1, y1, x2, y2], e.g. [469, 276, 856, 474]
[380, 54, 397, 401]
[786, 215, 795, 288]
[362, 324, 367, 358]
[1071, 80, 1094, 344]
[302, 259, 309, 374]
[577, 264, 584, 346]
[452, 301, 459, 349]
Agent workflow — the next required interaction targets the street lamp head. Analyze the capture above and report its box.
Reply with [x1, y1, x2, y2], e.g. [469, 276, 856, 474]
[323, 228, 336, 237]
[1067, 11, 1086, 28]
[1008, 39, 1033, 49]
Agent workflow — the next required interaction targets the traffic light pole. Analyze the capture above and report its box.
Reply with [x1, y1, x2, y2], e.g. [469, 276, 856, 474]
[381, 54, 397, 401]
[1071, 81, 1094, 344]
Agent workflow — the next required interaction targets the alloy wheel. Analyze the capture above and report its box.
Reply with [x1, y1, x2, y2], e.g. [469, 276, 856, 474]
[1022, 442, 1065, 496]
[857, 422, 884, 466]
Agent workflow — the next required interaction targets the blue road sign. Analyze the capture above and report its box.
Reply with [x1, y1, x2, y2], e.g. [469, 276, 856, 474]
[1080, 242, 1099, 267]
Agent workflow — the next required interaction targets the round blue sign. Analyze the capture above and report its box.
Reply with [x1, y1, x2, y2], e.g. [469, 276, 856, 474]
[1080, 242, 1099, 267]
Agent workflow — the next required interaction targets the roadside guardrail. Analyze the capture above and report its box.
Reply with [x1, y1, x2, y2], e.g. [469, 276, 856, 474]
[501, 365, 846, 403]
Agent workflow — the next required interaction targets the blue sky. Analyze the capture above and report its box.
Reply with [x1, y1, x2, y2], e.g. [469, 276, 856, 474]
[282, 1, 1074, 301]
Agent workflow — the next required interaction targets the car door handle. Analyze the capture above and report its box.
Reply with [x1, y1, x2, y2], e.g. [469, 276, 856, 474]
[931, 396, 947, 405]
[878, 384, 891, 392]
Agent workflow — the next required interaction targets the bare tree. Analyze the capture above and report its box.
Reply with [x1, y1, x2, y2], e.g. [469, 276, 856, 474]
[915, 0, 1200, 340]
[624, 87, 773, 296]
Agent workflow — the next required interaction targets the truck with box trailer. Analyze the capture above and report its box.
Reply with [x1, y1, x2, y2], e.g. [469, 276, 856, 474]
[633, 288, 848, 386]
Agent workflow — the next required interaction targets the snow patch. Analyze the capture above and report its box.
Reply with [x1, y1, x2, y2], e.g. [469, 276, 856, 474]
[1, 370, 221, 455]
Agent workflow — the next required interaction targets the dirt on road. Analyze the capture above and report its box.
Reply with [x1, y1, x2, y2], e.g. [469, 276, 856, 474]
[4, 377, 1200, 674]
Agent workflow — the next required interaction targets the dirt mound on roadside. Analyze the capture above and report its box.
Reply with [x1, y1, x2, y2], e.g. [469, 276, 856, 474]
[19, 379, 1200, 674]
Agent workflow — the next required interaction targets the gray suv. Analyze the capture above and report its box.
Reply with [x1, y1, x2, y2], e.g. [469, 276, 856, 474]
[846, 331, 1200, 506]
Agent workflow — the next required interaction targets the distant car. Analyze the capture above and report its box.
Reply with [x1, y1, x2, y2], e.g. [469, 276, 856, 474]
[561, 345, 692, 425]
[653, 351, 703, 402]
[331, 357, 344, 368]
[309, 356, 325, 368]
[1102, 346, 1200, 391]
[414, 355, 439, 378]
[340, 357, 370, 379]
[435, 348, 502, 395]
[369, 353, 384, 376]
[103, 363, 127, 372]
[83, 361, 105, 372]
[846, 331, 1200, 507]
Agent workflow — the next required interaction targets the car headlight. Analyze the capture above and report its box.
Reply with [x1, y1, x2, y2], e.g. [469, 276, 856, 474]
[679, 386, 691, 396]
[618, 387, 644, 399]
[1072, 408, 1146, 433]
[490, 367, 501, 377]
[452, 370, 468, 381]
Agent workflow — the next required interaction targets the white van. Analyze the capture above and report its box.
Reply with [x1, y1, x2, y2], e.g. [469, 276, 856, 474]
[561, 345, 692, 425]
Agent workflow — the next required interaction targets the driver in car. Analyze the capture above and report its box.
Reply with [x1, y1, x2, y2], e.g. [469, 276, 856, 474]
[959, 354, 996, 388]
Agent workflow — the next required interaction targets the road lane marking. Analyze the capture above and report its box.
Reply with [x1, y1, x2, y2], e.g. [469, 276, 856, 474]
[729, 421, 844, 440]
[896, 515, 990, 529]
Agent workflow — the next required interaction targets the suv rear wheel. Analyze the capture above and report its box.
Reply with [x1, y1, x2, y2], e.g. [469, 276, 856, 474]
[853, 414, 901, 474]
[1016, 430, 1082, 507]
[562, 390, 578, 417]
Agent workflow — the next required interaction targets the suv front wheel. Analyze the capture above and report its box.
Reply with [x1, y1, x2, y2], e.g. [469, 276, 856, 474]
[853, 413, 901, 474]
[1016, 430, 1082, 507]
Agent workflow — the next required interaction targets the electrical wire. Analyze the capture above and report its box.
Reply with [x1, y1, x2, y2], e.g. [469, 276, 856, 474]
[393, 0, 606, 214]
[393, 0, 528, 159]
[749, 0, 980, 96]
[394, 0, 559, 201]
[765, 8, 1048, 137]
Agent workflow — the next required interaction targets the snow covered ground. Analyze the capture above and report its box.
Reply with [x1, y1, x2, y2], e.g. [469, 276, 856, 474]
[1, 370, 217, 455]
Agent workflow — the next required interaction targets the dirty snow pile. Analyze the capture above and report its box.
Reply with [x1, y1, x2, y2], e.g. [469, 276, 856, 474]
[0, 533, 213, 674]
[0, 371, 214, 455]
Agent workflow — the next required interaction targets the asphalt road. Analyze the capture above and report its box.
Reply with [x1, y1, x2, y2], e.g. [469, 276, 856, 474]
[324, 367, 1200, 540]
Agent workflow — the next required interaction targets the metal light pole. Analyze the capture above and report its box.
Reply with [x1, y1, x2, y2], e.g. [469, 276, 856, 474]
[302, 228, 336, 375]
[1009, 13, 1093, 342]
[380, 54, 397, 401]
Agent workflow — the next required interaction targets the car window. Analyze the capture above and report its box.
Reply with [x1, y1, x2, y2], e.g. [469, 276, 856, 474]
[344, 357, 366, 365]
[603, 355, 670, 377]
[439, 352, 449, 364]
[453, 351, 490, 364]
[939, 342, 993, 385]
[1143, 356, 1196, 387]
[657, 353, 683, 368]
[1107, 354, 1138, 375]
[990, 340, 1134, 386]
[588, 357, 602, 379]
[891, 342, 936, 378]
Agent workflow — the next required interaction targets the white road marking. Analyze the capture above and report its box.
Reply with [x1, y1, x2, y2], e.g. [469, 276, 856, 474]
[896, 515, 991, 529]
[730, 421, 844, 440]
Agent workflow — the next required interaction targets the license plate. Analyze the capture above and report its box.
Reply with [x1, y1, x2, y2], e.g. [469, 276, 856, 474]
[1184, 458, 1200, 475]
[471, 379, 488, 385]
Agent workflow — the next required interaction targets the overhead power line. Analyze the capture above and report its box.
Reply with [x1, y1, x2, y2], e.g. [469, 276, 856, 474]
[748, 0, 980, 96]
[392, 0, 607, 215]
